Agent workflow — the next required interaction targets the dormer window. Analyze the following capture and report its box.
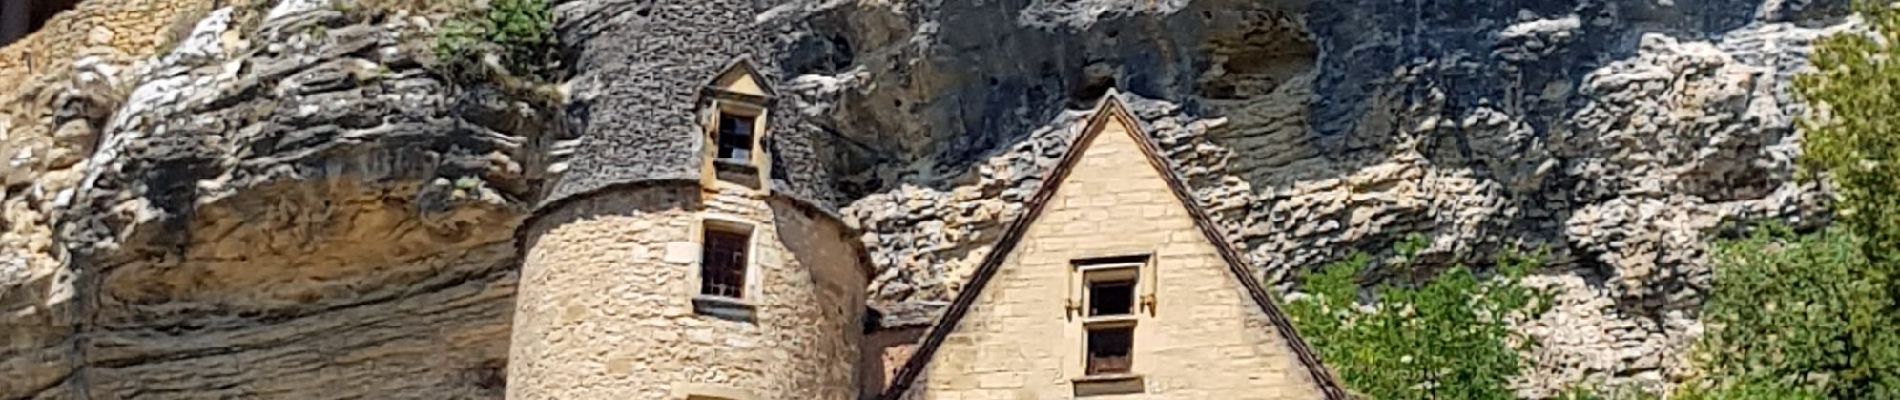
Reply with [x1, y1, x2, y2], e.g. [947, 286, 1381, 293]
[700, 58, 776, 191]
[715, 111, 756, 163]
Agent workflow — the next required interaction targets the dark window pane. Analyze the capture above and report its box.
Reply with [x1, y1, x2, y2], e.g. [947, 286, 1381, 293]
[716, 113, 753, 162]
[1087, 326, 1133, 375]
[700, 229, 749, 298]
[1089, 280, 1135, 316]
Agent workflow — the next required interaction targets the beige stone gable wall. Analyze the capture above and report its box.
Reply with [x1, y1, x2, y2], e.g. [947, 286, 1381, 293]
[911, 117, 1323, 399]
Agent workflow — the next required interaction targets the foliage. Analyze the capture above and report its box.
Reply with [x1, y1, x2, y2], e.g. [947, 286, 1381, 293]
[1286, 236, 1548, 400]
[434, 0, 558, 81]
[1671, 380, 1826, 400]
[1798, 0, 1900, 266]
[1688, 225, 1900, 398]
[1550, 384, 1662, 400]
[1681, 0, 1900, 397]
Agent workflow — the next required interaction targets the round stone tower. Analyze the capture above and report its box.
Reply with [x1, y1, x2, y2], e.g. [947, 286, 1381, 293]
[507, 1, 872, 399]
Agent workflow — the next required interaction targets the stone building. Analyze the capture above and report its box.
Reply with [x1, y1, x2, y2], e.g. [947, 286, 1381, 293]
[511, 55, 875, 399]
[509, 0, 879, 396]
[510, 59, 1351, 397]
[0, 0, 1352, 397]
[868, 96, 1347, 400]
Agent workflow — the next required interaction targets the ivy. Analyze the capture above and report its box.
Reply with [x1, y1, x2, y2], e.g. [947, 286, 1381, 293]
[1287, 237, 1549, 399]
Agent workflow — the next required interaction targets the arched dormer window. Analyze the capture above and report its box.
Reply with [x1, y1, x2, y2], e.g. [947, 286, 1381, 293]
[699, 58, 776, 192]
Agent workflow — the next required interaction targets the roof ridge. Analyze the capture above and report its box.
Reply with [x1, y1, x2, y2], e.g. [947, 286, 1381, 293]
[878, 94, 1348, 399]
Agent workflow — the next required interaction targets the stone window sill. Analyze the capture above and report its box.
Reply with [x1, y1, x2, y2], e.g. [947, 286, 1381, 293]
[692, 295, 756, 322]
[1072, 373, 1144, 396]
[1082, 314, 1137, 327]
[713, 158, 757, 171]
[712, 158, 762, 189]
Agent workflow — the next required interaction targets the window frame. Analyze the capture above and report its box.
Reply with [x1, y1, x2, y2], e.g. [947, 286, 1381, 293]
[1068, 255, 1152, 395]
[712, 107, 760, 165]
[1084, 323, 1136, 375]
[702, 99, 770, 191]
[1079, 263, 1140, 377]
[693, 217, 758, 322]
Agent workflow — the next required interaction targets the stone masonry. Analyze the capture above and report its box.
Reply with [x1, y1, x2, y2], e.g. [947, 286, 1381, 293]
[545, 0, 845, 209]
[510, 183, 869, 400]
[903, 105, 1324, 399]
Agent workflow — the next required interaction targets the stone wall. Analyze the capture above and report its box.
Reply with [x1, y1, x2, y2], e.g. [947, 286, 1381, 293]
[905, 111, 1322, 399]
[0, 0, 213, 84]
[511, 183, 867, 400]
[543, 0, 847, 211]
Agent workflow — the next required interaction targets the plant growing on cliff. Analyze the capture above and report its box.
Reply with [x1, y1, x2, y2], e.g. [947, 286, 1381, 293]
[1688, 225, 1900, 398]
[1800, 0, 1900, 266]
[1286, 237, 1548, 400]
[434, 0, 558, 81]
[1692, 0, 1900, 397]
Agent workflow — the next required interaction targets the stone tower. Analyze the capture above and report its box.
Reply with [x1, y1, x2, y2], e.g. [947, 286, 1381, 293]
[507, 0, 872, 398]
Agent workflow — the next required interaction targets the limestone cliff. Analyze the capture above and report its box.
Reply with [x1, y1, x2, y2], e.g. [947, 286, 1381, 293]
[821, 0, 1849, 394]
[0, 0, 1857, 398]
[2, 0, 542, 398]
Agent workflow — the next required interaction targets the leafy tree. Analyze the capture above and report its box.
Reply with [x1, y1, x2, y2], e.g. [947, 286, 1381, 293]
[1691, 225, 1900, 398]
[1286, 237, 1548, 399]
[1681, 0, 1900, 397]
[1799, 0, 1900, 266]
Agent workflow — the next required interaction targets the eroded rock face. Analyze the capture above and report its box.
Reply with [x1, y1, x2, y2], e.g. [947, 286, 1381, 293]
[810, 0, 1850, 395]
[2, 0, 550, 397]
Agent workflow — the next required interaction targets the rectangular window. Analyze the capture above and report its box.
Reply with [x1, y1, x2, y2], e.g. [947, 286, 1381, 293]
[1086, 326, 1134, 375]
[1072, 255, 1149, 380]
[700, 227, 750, 299]
[1088, 280, 1135, 316]
[716, 112, 754, 163]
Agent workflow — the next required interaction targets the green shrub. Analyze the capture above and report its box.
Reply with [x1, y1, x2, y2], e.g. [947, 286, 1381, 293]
[1672, 380, 1826, 400]
[1689, 226, 1900, 398]
[1688, 0, 1900, 396]
[1286, 237, 1548, 399]
[1799, 0, 1900, 267]
[434, 0, 557, 81]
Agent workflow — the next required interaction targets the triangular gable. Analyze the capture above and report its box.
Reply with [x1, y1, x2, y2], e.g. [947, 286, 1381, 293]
[879, 91, 1348, 399]
[704, 57, 776, 99]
